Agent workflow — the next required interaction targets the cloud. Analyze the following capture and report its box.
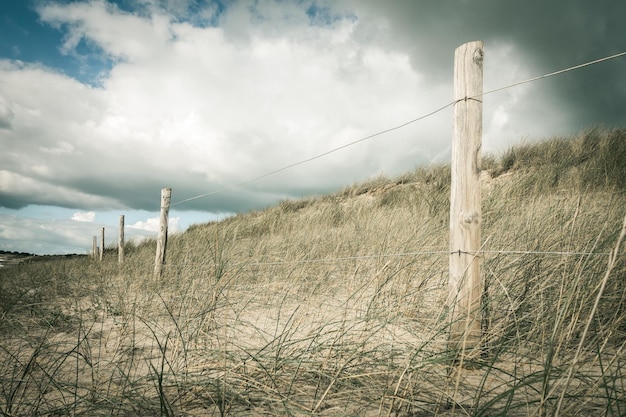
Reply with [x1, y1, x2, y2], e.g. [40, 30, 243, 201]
[1, 0, 434, 214]
[0, 170, 123, 210]
[343, 0, 626, 131]
[129, 216, 181, 233]
[37, 0, 175, 62]
[1, 0, 624, 219]
[71, 211, 96, 222]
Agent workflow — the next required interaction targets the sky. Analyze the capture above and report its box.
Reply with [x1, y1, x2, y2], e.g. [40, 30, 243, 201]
[1, 0, 625, 255]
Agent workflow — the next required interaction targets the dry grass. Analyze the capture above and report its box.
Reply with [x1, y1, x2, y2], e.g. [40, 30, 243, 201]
[1, 127, 625, 416]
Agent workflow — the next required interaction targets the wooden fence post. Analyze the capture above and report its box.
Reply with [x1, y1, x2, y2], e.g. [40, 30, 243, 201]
[92, 236, 97, 259]
[154, 188, 171, 279]
[448, 40, 484, 363]
[119, 215, 125, 264]
[100, 227, 105, 261]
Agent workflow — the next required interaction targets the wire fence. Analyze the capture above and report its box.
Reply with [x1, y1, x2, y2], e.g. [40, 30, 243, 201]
[99, 49, 626, 268]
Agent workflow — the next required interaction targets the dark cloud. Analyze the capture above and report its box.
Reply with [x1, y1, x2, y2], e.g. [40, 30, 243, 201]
[346, 0, 626, 131]
[0, 193, 25, 210]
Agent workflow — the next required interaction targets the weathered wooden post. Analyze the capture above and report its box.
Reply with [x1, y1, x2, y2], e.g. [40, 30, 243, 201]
[154, 188, 171, 279]
[100, 227, 105, 261]
[118, 215, 125, 264]
[448, 40, 484, 363]
[92, 236, 98, 259]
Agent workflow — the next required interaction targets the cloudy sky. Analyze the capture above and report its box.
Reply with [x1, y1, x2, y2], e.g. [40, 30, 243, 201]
[1, 0, 625, 255]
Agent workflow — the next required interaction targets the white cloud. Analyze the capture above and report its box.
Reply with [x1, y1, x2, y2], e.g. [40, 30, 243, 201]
[1, 0, 439, 213]
[37, 0, 174, 62]
[129, 216, 180, 233]
[71, 211, 96, 222]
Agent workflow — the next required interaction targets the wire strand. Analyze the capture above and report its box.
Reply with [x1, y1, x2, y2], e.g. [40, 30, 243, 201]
[231, 250, 450, 267]
[479, 50, 626, 98]
[172, 100, 456, 206]
[461, 250, 610, 257]
[160, 248, 611, 270]
[172, 50, 626, 207]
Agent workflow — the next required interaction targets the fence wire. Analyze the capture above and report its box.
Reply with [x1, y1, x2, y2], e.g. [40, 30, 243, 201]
[171, 50, 626, 207]
[160, 248, 612, 270]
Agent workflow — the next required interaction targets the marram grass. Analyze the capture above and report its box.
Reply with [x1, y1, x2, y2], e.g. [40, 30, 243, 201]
[1, 127, 625, 416]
